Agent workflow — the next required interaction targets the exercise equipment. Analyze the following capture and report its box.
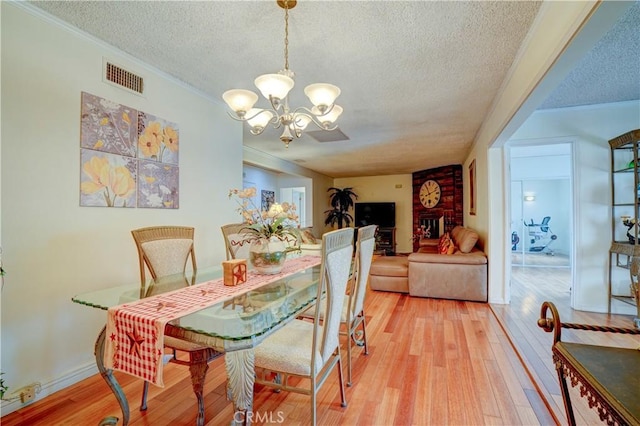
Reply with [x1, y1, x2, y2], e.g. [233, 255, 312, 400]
[524, 216, 557, 255]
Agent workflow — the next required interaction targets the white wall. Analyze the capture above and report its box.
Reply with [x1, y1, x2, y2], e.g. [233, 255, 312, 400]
[334, 175, 413, 254]
[243, 147, 334, 233]
[0, 3, 243, 412]
[509, 101, 640, 313]
[242, 165, 313, 228]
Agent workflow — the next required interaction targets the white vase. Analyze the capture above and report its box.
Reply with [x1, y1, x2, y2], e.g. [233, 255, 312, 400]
[249, 237, 287, 274]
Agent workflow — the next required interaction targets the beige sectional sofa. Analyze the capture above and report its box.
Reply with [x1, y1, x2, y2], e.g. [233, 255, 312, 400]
[297, 227, 322, 256]
[369, 226, 488, 302]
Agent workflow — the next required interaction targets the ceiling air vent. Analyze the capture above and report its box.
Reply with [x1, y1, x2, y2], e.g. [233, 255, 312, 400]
[306, 128, 350, 143]
[104, 61, 144, 95]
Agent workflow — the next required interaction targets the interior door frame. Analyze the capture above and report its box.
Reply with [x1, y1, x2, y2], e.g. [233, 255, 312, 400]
[503, 137, 576, 308]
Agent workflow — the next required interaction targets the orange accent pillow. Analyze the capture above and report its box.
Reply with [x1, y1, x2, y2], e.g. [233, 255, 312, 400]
[447, 242, 456, 255]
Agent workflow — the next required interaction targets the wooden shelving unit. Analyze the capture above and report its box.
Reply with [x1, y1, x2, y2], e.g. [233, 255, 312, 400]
[608, 129, 640, 328]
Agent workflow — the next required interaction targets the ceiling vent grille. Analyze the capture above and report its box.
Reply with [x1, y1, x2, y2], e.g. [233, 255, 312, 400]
[104, 61, 144, 94]
[306, 128, 350, 143]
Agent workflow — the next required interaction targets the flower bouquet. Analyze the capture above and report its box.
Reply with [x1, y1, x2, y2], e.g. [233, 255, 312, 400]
[229, 188, 300, 274]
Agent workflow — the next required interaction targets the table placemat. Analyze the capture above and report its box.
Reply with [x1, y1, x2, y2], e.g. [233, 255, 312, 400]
[104, 255, 321, 386]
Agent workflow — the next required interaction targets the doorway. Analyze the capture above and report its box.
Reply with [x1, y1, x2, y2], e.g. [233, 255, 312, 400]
[511, 179, 571, 267]
[280, 187, 306, 226]
[509, 142, 574, 304]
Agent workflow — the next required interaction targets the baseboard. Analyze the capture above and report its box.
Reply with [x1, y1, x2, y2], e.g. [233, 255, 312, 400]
[1, 362, 98, 416]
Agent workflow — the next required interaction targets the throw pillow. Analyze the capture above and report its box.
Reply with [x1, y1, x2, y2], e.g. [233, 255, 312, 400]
[300, 228, 318, 245]
[439, 235, 451, 255]
[447, 241, 456, 255]
[456, 228, 479, 253]
[438, 232, 449, 252]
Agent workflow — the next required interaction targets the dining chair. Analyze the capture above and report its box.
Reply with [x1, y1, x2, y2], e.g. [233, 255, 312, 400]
[344, 224, 376, 385]
[253, 227, 354, 425]
[131, 226, 222, 426]
[299, 224, 377, 386]
[220, 222, 253, 260]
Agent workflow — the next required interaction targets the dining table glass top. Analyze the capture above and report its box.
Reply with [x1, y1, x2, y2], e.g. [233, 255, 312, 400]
[72, 263, 321, 346]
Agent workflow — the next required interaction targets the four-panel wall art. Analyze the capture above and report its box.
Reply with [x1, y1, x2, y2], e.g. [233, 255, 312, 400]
[79, 92, 179, 208]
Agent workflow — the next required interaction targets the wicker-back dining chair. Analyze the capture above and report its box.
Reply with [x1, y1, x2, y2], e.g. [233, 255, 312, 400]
[220, 222, 253, 260]
[131, 226, 221, 426]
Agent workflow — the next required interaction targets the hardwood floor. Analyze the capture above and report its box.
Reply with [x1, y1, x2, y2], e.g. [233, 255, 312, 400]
[491, 265, 640, 425]
[510, 252, 570, 268]
[2, 288, 556, 426]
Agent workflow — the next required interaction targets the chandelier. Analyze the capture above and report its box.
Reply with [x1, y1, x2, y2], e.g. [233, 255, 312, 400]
[222, 0, 342, 148]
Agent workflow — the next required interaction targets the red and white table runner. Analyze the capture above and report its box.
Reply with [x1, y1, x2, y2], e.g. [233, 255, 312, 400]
[104, 255, 321, 387]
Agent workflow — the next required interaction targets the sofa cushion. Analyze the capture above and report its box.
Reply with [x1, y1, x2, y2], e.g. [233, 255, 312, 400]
[370, 256, 409, 277]
[370, 256, 409, 293]
[299, 228, 318, 244]
[369, 275, 409, 293]
[451, 226, 478, 253]
[409, 250, 487, 265]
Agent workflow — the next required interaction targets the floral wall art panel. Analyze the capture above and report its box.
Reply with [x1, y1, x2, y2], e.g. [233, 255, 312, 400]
[80, 92, 137, 157]
[137, 159, 179, 209]
[469, 159, 477, 216]
[79, 92, 180, 209]
[80, 149, 137, 207]
[137, 112, 179, 165]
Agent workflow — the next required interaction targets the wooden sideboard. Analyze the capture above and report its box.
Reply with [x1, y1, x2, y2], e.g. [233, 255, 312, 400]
[538, 302, 640, 426]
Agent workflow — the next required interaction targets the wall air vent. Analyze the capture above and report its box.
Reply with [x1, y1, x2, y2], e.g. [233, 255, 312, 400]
[104, 61, 144, 95]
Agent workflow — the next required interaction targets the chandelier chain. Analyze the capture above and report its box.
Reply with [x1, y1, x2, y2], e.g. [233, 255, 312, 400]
[283, 1, 290, 70]
[222, 0, 341, 147]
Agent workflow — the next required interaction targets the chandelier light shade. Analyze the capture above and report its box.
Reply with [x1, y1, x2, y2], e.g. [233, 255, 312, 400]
[246, 109, 274, 132]
[254, 74, 294, 101]
[222, 90, 259, 118]
[304, 83, 341, 111]
[222, 0, 342, 148]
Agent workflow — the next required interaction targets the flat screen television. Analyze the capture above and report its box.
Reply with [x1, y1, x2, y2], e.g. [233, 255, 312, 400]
[354, 202, 396, 228]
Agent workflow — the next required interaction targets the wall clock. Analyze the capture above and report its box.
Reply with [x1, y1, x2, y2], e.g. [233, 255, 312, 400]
[419, 179, 441, 208]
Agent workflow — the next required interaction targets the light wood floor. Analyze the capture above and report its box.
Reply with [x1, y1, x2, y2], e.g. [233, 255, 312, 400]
[491, 265, 640, 425]
[5, 267, 638, 426]
[3, 288, 557, 426]
[510, 252, 570, 268]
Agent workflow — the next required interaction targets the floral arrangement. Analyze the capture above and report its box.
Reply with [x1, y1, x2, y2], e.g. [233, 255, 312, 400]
[411, 224, 432, 242]
[229, 187, 300, 243]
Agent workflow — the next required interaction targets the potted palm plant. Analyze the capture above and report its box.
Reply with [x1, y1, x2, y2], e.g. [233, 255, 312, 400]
[324, 187, 358, 229]
[0, 373, 7, 400]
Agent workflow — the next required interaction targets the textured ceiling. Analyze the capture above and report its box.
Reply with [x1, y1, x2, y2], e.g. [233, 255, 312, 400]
[28, 1, 638, 178]
[539, 1, 640, 110]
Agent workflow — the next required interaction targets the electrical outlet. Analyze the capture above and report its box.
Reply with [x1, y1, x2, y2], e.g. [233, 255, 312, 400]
[20, 385, 36, 403]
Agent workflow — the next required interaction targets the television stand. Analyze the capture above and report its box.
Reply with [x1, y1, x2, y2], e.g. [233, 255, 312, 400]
[376, 227, 396, 255]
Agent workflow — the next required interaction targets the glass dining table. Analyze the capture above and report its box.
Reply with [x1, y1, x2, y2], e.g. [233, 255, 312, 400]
[72, 260, 321, 425]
